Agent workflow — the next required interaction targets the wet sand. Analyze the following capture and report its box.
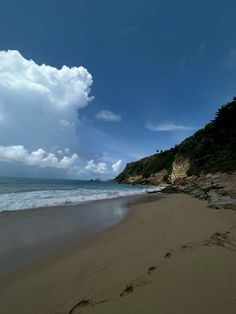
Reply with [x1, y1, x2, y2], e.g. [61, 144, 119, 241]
[0, 194, 235, 314]
[0, 195, 155, 275]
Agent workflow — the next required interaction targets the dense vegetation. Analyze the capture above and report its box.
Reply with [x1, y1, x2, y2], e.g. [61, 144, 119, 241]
[116, 98, 236, 182]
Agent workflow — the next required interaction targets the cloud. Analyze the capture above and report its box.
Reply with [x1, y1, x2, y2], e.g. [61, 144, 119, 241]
[0, 50, 93, 175]
[0, 145, 78, 169]
[84, 159, 107, 174]
[146, 122, 194, 131]
[96, 110, 122, 122]
[112, 160, 122, 173]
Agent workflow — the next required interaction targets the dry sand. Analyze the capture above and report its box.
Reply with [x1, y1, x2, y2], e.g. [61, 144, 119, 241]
[0, 194, 235, 314]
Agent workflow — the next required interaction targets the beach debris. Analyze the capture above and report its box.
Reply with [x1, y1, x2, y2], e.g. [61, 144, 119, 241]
[148, 266, 157, 275]
[120, 285, 134, 297]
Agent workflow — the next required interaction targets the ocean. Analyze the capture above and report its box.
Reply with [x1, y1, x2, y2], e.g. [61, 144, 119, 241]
[0, 176, 160, 274]
[0, 176, 159, 211]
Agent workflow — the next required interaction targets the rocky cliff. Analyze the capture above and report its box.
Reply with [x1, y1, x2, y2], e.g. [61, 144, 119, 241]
[115, 98, 236, 208]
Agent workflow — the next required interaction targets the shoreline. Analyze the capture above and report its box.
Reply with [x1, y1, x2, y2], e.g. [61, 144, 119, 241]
[0, 193, 160, 276]
[0, 193, 235, 314]
[0, 191, 160, 215]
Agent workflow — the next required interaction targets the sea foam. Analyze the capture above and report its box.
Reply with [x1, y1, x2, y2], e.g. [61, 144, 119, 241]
[0, 179, 160, 211]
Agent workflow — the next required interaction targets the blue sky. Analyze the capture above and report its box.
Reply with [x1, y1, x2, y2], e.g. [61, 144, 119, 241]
[0, 0, 235, 179]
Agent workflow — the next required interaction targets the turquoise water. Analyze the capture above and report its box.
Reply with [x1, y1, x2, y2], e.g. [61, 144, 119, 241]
[0, 177, 159, 211]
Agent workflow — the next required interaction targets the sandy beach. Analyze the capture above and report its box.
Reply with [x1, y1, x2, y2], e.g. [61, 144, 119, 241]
[0, 193, 235, 314]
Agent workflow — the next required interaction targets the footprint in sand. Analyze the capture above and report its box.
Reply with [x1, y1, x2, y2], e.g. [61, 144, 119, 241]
[179, 230, 236, 252]
[148, 266, 157, 275]
[120, 285, 134, 297]
[69, 299, 106, 313]
[164, 252, 172, 258]
[69, 299, 90, 314]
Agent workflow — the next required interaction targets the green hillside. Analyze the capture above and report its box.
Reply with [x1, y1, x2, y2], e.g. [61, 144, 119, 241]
[116, 98, 236, 183]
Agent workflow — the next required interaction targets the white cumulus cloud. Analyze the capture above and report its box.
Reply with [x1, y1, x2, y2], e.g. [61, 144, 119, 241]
[0, 50, 93, 111]
[85, 159, 107, 174]
[0, 50, 93, 175]
[112, 160, 122, 173]
[146, 122, 194, 131]
[0, 145, 78, 169]
[96, 110, 121, 122]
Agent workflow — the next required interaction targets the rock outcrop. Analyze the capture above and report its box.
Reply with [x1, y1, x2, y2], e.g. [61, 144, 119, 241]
[170, 156, 190, 183]
[162, 172, 236, 209]
[120, 170, 168, 186]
